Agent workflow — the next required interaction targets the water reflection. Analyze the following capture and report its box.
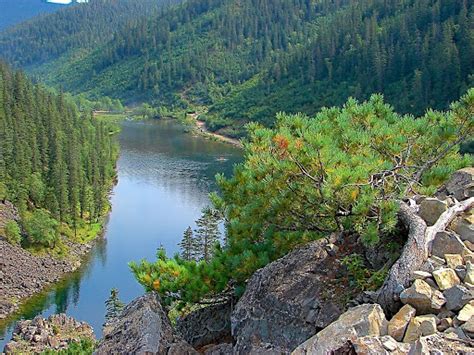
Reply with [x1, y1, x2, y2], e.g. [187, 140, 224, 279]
[0, 119, 241, 347]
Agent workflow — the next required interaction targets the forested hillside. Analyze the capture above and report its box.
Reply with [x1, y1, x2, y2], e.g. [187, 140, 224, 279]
[0, 0, 472, 136]
[0, 0, 180, 68]
[0, 62, 117, 248]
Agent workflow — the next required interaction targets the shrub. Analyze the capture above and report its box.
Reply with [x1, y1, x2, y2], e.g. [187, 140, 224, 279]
[4, 220, 21, 245]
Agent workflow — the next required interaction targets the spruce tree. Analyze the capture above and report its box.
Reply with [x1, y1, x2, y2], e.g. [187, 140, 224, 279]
[104, 288, 125, 325]
[194, 207, 221, 262]
[179, 226, 198, 261]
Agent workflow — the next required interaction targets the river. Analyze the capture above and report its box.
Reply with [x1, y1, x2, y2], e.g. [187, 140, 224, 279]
[0, 119, 242, 347]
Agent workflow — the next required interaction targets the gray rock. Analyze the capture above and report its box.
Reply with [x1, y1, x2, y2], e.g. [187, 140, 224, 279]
[418, 198, 447, 226]
[232, 237, 342, 354]
[466, 261, 474, 284]
[443, 284, 474, 311]
[409, 333, 474, 354]
[95, 292, 197, 355]
[176, 300, 232, 349]
[292, 304, 387, 354]
[451, 213, 474, 244]
[431, 231, 469, 259]
[203, 343, 233, 355]
[455, 265, 467, 281]
[437, 167, 474, 201]
[400, 279, 433, 314]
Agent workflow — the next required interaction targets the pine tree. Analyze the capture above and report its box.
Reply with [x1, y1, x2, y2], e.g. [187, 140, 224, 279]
[104, 288, 125, 325]
[179, 226, 198, 261]
[194, 207, 221, 262]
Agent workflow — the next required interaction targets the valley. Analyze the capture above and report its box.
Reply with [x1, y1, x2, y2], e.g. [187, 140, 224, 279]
[0, 0, 473, 353]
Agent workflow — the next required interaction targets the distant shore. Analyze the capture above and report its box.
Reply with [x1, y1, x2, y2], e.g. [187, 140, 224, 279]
[191, 114, 243, 148]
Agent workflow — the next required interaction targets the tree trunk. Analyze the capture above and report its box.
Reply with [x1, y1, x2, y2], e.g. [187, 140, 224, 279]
[377, 197, 474, 316]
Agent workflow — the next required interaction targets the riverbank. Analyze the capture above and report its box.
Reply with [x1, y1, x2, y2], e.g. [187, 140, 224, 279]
[0, 237, 95, 320]
[186, 112, 242, 148]
[0, 199, 112, 320]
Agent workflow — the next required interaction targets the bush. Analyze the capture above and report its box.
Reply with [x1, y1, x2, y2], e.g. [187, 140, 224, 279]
[23, 209, 59, 248]
[4, 220, 21, 245]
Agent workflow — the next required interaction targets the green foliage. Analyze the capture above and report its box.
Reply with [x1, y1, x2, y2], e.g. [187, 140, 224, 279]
[104, 288, 125, 325]
[179, 226, 197, 261]
[4, 220, 21, 245]
[41, 338, 96, 355]
[131, 91, 472, 307]
[342, 254, 388, 291]
[0, 62, 118, 248]
[23, 209, 59, 248]
[194, 207, 222, 262]
[1, 0, 472, 133]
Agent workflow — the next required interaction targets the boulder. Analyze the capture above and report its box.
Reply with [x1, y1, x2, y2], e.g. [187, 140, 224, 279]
[387, 304, 416, 342]
[443, 284, 474, 311]
[457, 301, 474, 322]
[403, 315, 437, 343]
[176, 300, 232, 349]
[451, 213, 474, 244]
[95, 292, 197, 355]
[352, 335, 410, 354]
[465, 261, 474, 284]
[462, 317, 474, 336]
[437, 317, 453, 332]
[411, 271, 431, 280]
[291, 304, 387, 354]
[438, 167, 474, 201]
[430, 289, 446, 310]
[418, 198, 447, 226]
[232, 237, 343, 354]
[444, 254, 464, 269]
[431, 231, 469, 259]
[455, 265, 467, 280]
[410, 333, 474, 354]
[432, 268, 460, 290]
[399, 279, 432, 314]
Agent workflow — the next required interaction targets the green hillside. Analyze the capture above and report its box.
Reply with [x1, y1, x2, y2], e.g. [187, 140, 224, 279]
[0, 0, 472, 136]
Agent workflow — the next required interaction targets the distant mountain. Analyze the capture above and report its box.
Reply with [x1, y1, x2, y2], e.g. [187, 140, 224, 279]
[1, 0, 472, 137]
[0, 0, 71, 31]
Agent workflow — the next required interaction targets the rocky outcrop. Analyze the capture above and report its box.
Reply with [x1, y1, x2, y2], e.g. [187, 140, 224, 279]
[95, 292, 197, 355]
[292, 304, 388, 354]
[231, 234, 348, 354]
[3, 314, 94, 354]
[176, 300, 232, 349]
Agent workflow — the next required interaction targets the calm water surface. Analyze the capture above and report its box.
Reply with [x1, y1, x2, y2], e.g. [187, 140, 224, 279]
[0, 119, 242, 347]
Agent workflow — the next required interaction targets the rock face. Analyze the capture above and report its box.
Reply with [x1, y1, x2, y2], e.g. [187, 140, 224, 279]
[96, 292, 196, 355]
[3, 314, 94, 354]
[292, 304, 388, 354]
[176, 300, 232, 349]
[231, 236, 345, 354]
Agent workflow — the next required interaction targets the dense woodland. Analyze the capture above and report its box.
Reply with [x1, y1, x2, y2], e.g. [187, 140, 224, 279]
[0, 0, 180, 68]
[0, 62, 117, 248]
[0, 0, 472, 137]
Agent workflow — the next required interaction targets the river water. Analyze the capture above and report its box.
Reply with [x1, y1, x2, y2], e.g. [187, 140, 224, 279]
[0, 119, 242, 347]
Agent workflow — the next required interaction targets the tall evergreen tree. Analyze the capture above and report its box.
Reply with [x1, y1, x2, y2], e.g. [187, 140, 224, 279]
[194, 208, 221, 262]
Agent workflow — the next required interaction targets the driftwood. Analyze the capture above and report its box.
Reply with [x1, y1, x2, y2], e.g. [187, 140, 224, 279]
[377, 197, 474, 315]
